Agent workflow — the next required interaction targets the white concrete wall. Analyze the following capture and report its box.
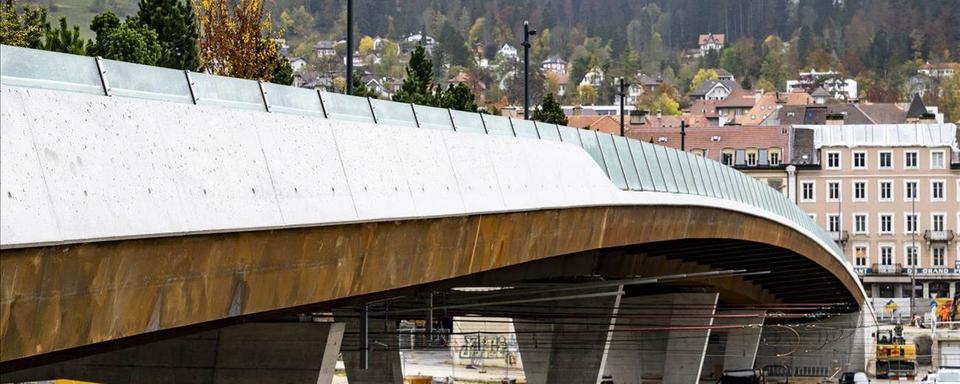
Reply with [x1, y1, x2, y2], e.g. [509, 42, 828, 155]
[0, 85, 861, 300]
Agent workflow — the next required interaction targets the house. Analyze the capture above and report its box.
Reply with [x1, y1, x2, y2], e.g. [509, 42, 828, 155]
[565, 115, 623, 135]
[785, 70, 858, 101]
[542, 55, 567, 75]
[909, 74, 934, 97]
[765, 103, 910, 126]
[714, 89, 758, 125]
[580, 67, 605, 88]
[626, 73, 676, 105]
[287, 56, 307, 72]
[687, 99, 721, 125]
[688, 79, 738, 101]
[733, 91, 811, 126]
[498, 44, 518, 61]
[810, 87, 831, 105]
[918, 62, 958, 78]
[314, 41, 337, 58]
[714, 68, 735, 82]
[403, 32, 436, 54]
[698, 33, 725, 56]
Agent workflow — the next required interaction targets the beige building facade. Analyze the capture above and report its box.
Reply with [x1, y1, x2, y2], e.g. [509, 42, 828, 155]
[787, 124, 959, 316]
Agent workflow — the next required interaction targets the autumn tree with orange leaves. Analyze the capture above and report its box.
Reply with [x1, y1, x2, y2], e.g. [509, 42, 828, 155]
[193, 0, 289, 83]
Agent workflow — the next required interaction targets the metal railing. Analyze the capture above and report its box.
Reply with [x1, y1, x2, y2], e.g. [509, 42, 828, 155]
[0, 44, 844, 258]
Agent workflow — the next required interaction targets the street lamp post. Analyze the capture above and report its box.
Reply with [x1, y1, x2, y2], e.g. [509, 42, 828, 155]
[680, 120, 687, 151]
[522, 21, 536, 120]
[346, 0, 354, 95]
[618, 77, 629, 137]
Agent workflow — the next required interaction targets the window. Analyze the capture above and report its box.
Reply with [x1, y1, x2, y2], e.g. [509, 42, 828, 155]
[905, 245, 919, 267]
[828, 214, 841, 233]
[932, 214, 945, 231]
[931, 150, 945, 169]
[880, 246, 894, 266]
[770, 151, 781, 166]
[854, 214, 868, 234]
[932, 180, 945, 201]
[905, 213, 919, 234]
[879, 151, 893, 168]
[905, 151, 918, 168]
[853, 181, 867, 201]
[721, 152, 734, 166]
[879, 214, 894, 234]
[879, 180, 893, 201]
[933, 247, 946, 267]
[746, 152, 757, 166]
[904, 180, 918, 201]
[854, 245, 869, 267]
[854, 245, 869, 266]
[828, 181, 841, 201]
[801, 181, 815, 202]
[853, 151, 866, 168]
[827, 152, 841, 169]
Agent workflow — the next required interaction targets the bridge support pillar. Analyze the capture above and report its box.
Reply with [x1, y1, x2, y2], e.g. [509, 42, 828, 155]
[336, 313, 404, 384]
[602, 292, 719, 384]
[1, 321, 344, 384]
[718, 310, 765, 373]
[513, 289, 623, 384]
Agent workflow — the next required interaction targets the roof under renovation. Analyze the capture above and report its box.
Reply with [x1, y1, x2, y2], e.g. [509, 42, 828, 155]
[794, 123, 959, 150]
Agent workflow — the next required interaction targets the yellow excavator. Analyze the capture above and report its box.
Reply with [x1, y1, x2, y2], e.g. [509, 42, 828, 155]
[876, 323, 917, 379]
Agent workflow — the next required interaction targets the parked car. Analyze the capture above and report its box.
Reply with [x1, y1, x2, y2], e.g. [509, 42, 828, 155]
[839, 372, 870, 384]
[717, 369, 763, 384]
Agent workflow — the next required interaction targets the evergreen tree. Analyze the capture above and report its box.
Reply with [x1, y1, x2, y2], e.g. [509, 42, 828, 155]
[436, 82, 477, 112]
[43, 17, 84, 54]
[350, 70, 381, 99]
[531, 93, 567, 125]
[87, 12, 162, 65]
[392, 45, 437, 106]
[0, 0, 47, 48]
[270, 48, 294, 85]
[136, 0, 199, 70]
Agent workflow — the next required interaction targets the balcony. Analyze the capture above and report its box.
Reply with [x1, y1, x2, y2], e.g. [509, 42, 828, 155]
[871, 263, 903, 275]
[831, 230, 849, 244]
[924, 230, 955, 243]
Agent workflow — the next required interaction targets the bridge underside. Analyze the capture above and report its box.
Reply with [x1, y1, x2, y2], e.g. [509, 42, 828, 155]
[1, 204, 862, 373]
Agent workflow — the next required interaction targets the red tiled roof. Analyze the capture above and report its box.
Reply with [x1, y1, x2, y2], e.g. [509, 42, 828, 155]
[625, 125, 791, 163]
[687, 99, 721, 118]
[566, 115, 622, 135]
[716, 89, 757, 108]
[698, 33, 726, 45]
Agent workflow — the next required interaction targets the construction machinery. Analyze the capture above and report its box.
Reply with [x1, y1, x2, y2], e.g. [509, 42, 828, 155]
[876, 323, 917, 379]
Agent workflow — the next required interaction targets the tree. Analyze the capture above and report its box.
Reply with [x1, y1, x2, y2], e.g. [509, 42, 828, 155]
[939, 74, 960, 123]
[270, 47, 293, 85]
[277, 5, 313, 38]
[43, 17, 84, 54]
[532, 93, 567, 125]
[87, 12, 162, 65]
[690, 69, 719, 91]
[577, 84, 597, 105]
[137, 0, 200, 70]
[436, 82, 477, 112]
[437, 20, 471, 68]
[392, 45, 437, 105]
[194, 0, 281, 82]
[358, 35, 374, 56]
[349, 70, 380, 98]
[0, 0, 47, 48]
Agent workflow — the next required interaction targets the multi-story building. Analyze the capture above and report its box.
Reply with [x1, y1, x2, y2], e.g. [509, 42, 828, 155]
[785, 70, 858, 101]
[788, 123, 960, 318]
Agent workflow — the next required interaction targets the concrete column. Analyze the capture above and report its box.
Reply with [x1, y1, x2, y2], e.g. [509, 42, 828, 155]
[786, 165, 797, 203]
[718, 311, 765, 372]
[950, 282, 956, 299]
[336, 313, 404, 384]
[924, 282, 931, 299]
[1, 322, 345, 384]
[602, 292, 719, 384]
[513, 289, 623, 384]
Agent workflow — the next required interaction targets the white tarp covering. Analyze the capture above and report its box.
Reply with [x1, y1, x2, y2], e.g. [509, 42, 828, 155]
[797, 123, 959, 150]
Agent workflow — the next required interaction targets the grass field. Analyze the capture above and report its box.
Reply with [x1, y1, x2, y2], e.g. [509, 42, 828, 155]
[24, 0, 137, 39]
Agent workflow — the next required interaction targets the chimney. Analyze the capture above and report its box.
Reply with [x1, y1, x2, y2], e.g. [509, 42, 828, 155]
[920, 112, 937, 124]
[656, 110, 662, 118]
[573, 105, 583, 116]
[630, 110, 648, 125]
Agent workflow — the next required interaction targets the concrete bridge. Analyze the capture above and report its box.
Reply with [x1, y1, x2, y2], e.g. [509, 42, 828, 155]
[1, 45, 870, 383]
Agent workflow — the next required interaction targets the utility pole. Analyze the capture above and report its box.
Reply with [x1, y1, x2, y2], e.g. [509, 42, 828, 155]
[345, 0, 354, 95]
[618, 78, 629, 137]
[522, 21, 536, 120]
[680, 120, 687, 151]
[911, 188, 917, 320]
